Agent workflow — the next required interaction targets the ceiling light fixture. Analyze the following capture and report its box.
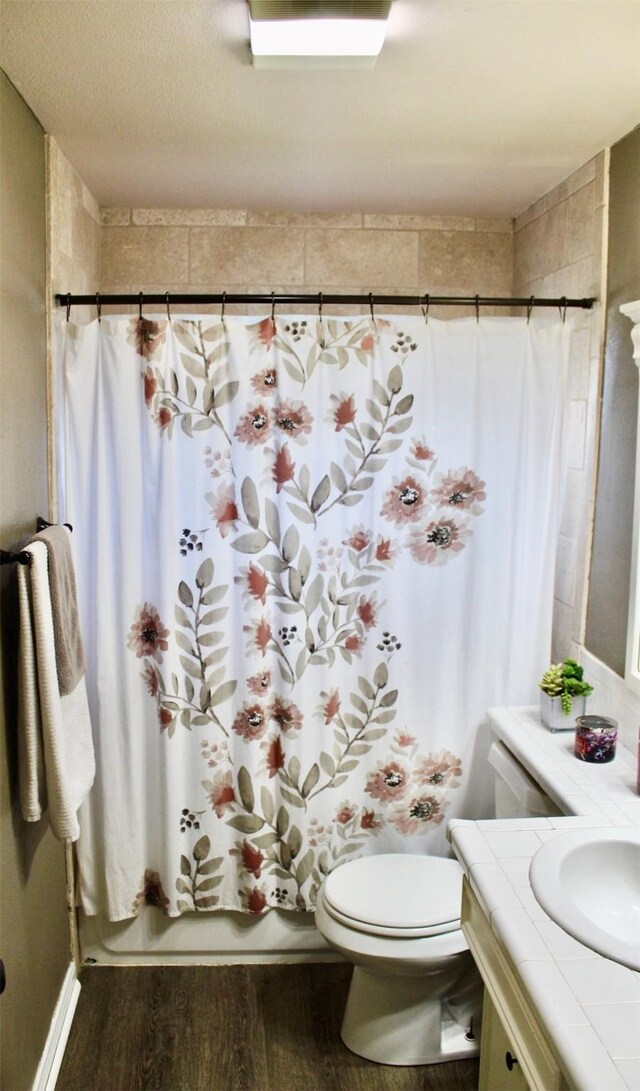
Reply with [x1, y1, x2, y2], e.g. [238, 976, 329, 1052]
[248, 1, 393, 69]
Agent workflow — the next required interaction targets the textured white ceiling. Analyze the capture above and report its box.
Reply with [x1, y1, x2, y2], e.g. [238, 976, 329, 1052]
[1, 0, 639, 215]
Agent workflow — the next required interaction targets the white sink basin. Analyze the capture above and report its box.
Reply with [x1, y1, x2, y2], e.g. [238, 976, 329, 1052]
[529, 827, 640, 972]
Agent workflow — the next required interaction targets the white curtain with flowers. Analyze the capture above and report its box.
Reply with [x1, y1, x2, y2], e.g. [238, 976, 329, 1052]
[56, 312, 569, 921]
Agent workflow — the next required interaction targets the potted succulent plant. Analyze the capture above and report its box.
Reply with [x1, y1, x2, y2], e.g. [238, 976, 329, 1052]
[539, 658, 594, 732]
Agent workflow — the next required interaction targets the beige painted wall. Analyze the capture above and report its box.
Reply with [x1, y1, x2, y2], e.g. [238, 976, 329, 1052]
[513, 152, 608, 663]
[99, 207, 513, 318]
[0, 72, 69, 1091]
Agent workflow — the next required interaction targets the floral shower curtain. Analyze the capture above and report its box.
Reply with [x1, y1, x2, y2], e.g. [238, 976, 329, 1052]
[56, 312, 569, 921]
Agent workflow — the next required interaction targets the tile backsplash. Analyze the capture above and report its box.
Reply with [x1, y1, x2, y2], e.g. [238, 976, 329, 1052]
[581, 649, 640, 756]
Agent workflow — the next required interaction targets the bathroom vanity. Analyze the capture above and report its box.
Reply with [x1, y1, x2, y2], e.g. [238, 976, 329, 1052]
[450, 706, 640, 1091]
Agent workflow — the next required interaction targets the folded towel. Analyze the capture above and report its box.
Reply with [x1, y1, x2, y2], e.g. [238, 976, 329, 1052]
[30, 525, 85, 696]
[18, 540, 95, 842]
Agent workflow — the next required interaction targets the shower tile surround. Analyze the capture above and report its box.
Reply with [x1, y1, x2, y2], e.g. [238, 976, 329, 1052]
[513, 152, 608, 662]
[450, 707, 640, 1091]
[97, 155, 606, 662]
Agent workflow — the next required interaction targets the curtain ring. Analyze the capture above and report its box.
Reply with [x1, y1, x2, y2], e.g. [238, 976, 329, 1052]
[220, 291, 226, 324]
[475, 295, 480, 323]
[369, 293, 376, 326]
[65, 292, 71, 322]
[421, 293, 430, 324]
[318, 292, 325, 348]
[560, 296, 568, 324]
[138, 292, 144, 322]
[95, 292, 102, 323]
[270, 292, 276, 324]
[527, 295, 535, 323]
[165, 292, 171, 322]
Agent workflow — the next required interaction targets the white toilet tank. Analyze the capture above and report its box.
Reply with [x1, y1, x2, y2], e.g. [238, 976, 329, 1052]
[488, 740, 562, 819]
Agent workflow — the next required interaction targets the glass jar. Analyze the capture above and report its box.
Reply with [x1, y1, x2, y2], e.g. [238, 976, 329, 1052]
[574, 715, 618, 763]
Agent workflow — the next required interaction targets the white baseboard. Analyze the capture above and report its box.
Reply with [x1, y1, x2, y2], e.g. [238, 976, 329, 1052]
[32, 962, 80, 1091]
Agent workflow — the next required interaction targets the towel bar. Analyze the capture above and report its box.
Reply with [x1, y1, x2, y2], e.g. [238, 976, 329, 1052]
[0, 518, 74, 566]
[0, 548, 31, 566]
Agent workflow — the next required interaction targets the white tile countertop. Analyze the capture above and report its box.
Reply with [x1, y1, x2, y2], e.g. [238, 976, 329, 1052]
[448, 706, 640, 1091]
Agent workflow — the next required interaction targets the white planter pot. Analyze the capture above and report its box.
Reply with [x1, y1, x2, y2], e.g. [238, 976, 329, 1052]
[540, 692, 587, 732]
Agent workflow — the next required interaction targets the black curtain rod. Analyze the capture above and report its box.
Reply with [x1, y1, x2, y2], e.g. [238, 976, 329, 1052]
[55, 292, 595, 310]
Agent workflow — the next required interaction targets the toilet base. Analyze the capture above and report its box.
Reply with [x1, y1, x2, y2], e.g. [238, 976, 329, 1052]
[340, 966, 480, 1067]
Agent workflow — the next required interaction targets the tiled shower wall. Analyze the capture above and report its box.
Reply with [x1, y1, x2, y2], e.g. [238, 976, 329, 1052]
[98, 207, 514, 316]
[47, 137, 100, 311]
[513, 152, 608, 662]
[49, 139, 608, 671]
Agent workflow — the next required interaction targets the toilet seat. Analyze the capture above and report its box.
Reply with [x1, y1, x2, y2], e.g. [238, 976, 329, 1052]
[321, 854, 464, 939]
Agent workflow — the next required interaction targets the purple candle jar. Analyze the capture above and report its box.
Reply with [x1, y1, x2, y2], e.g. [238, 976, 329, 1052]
[574, 715, 618, 763]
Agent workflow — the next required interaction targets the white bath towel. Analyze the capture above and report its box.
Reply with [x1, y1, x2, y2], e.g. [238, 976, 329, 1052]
[18, 540, 95, 842]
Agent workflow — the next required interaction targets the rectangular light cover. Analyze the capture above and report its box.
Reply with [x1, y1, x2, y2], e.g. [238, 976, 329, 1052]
[249, 15, 388, 58]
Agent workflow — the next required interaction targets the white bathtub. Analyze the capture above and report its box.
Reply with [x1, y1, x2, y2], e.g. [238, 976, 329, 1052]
[79, 908, 338, 966]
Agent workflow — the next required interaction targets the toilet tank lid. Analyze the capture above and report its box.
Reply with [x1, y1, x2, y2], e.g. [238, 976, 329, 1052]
[322, 854, 463, 930]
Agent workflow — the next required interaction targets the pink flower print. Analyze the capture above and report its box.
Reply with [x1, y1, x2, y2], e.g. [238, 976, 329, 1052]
[127, 603, 170, 661]
[344, 632, 363, 656]
[232, 703, 267, 741]
[365, 760, 410, 803]
[230, 839, 265, 880]
[155, 406, 173, 431]
[343, 526, 371, 553]
[261, 733, 285, 778]
[245, 885, 268, 914]
[251, 367, 278, 396]
[204, 446, 232, 479]
[268, 695, 303, 737]
[360, 332, 375, 353]
[209, 483, 239, 538]
[158, 706, 174, 734]
[380, 475, 426, 525]
[206, 770, 236, 817]
[374, 536, 399, 564]
[357, 595, 378, 630]
[127, 318, 167, 360]
[335, 802, 356, 825]
[271, 444, 296, 493]
[408, 516, 471, 565]
[246, 564, 268, 605]
[431, 468, 486, 514]
[318, 688, 341, 725]
[316, 537, 342, 572]
[391, 794, 444, 835]
[393, 728, 417, 749]
[143, 367, 157, 406]
[330, 393, 357, 432]
[245, 617, 272, 657]
[252, 317, 277, 351]
[272, 399, 313, 443]
[234, 404, 272, 446]
[414, 750, 463, 788]
[360, 808, 382, 830]
[410, 436, 435, 463]
[247, 670, 271, 696]
[142, 663, 159, 697]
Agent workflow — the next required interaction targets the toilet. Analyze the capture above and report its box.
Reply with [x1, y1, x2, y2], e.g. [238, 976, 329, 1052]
[315, 739, 560, 1066]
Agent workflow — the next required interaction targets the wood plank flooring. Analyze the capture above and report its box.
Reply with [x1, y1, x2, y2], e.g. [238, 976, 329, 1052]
[57, 964, 479, 1091]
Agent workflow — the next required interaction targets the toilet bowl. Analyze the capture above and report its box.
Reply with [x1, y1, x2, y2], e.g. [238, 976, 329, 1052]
[315, 740, 558, 1066]
[315, 853, 482, 1066]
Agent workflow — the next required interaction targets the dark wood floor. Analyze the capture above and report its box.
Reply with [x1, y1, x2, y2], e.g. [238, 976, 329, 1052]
[57, 963, 480, 1091]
